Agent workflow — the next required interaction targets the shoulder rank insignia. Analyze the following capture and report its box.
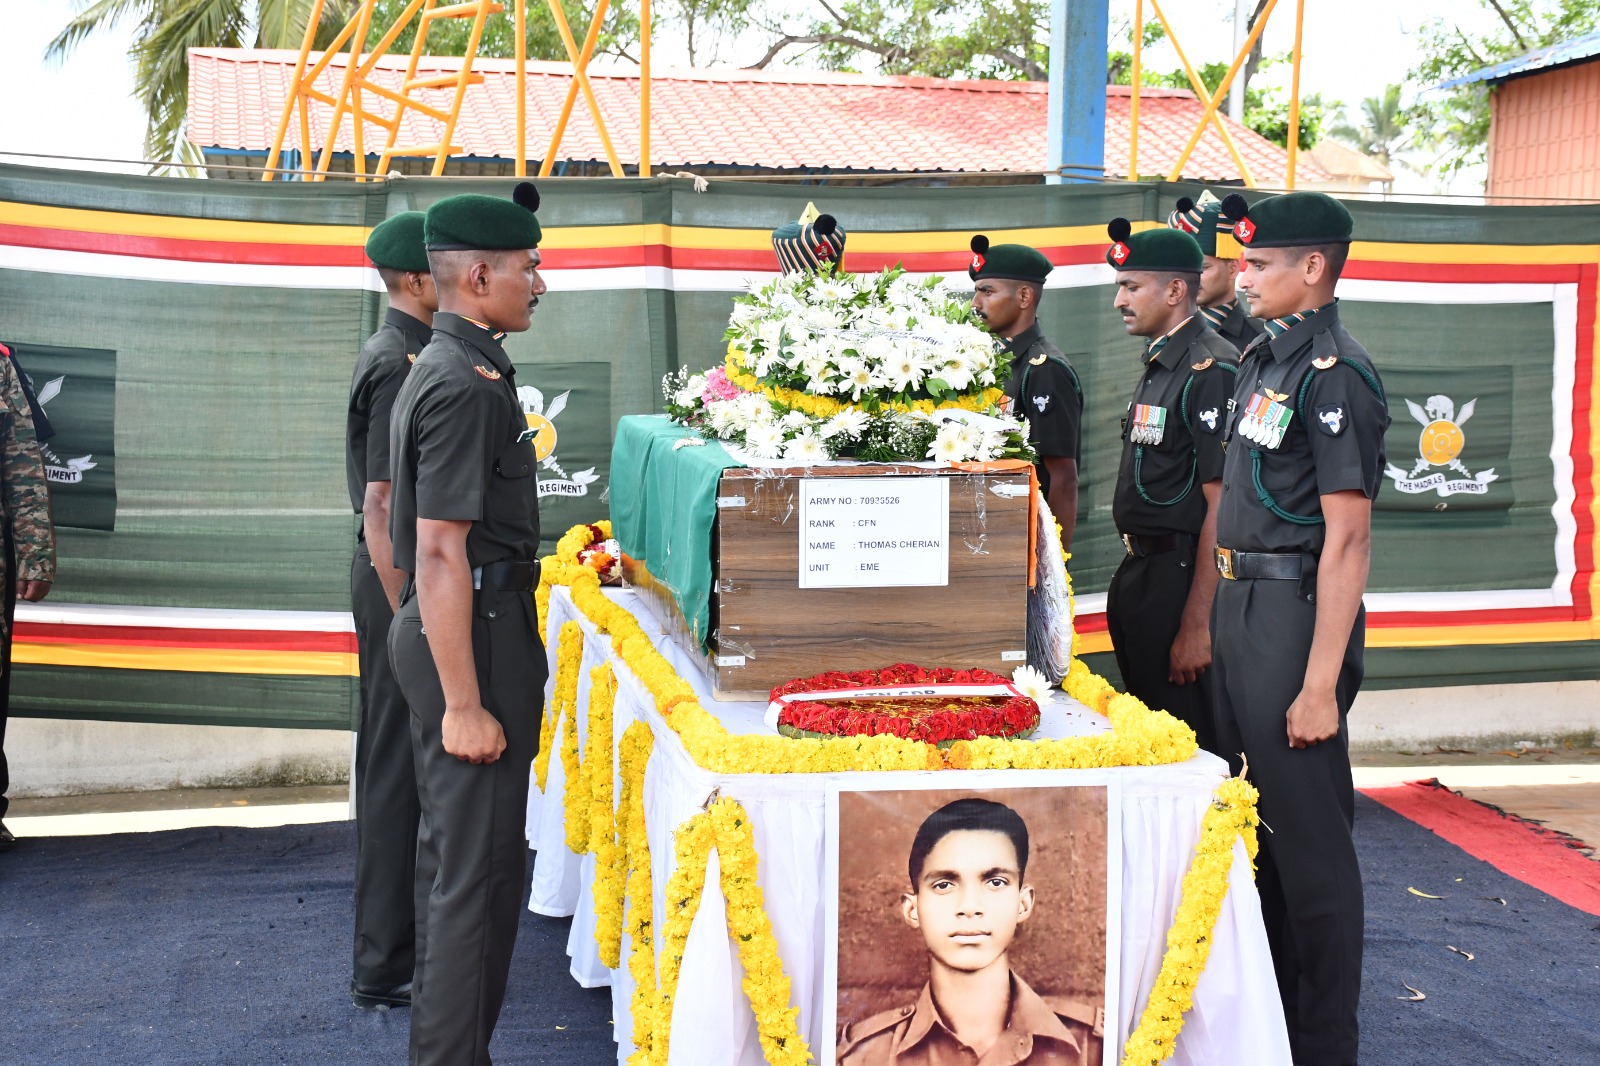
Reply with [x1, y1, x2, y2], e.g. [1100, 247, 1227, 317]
[474, 365, 502, 380]
[1264, 388, 1290, 403]
[407, 353, 417, 364]
[1029, 352, 1048, 366]
[1312, 354, 1338, 370]
[1192, 357, 1215, 371]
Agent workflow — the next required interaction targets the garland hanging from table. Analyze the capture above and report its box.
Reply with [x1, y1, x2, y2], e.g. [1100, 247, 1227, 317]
[584, 663, 625, 970]
[540, 521, 1260, 1066]
[656, 798, 812, 1066]
[619, 721, 658, 1066]
[561, 660, 590, 855]
[1122, 776, 1261, 1066]
[537, 620, 586, 792]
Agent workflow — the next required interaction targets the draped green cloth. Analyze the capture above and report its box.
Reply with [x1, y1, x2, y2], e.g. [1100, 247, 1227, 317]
[609, 416, 742, 646]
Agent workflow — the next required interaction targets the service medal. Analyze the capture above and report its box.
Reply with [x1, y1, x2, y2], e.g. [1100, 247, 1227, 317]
[1130, 403, 1167, 446]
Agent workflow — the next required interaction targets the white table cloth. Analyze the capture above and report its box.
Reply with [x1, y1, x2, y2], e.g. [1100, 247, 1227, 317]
[527, 586, 1291, 1066]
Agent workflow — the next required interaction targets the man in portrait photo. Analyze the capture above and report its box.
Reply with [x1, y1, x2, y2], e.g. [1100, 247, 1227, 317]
[836, 797, 1104, 1066]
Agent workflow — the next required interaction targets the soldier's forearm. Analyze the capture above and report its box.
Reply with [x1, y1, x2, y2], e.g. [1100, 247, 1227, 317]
[1303, 493, 1372, 696]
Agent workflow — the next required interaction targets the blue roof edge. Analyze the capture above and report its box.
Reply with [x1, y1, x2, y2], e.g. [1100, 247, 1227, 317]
[1438, 28, 1600, 89]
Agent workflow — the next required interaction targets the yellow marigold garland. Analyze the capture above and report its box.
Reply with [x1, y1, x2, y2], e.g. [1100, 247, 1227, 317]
[562, 659, 591, 854]
[725, 344, 1005, 419]
[654, 798, 811, 1066]
[619, 722, 658, 1066]
[536, 620, 586, 793]
[585, 663, 626, 970]
[709, 799, 813, 1066]
[1122, 776, 1261, 1066]
[552, 558, 1196, 775]
[656, 810, 714, 1064]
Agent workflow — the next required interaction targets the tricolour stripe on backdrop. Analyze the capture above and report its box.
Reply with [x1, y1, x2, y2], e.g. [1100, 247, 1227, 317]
[12, 602, 357, 677]
[2, 200, 1598, 665]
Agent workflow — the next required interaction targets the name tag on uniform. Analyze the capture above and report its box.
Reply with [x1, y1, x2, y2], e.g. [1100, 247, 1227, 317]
[516, 427, 538, 444]
[1239, 392, 1294, 450]
[1129, 403, 1167, 445]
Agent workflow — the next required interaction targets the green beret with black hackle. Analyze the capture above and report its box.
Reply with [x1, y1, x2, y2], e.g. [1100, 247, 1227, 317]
[1220, 191, 1353, 249]
[967, 235, 1054, 284]
[1105, 217, 1203, 273]
[425, 181, 543, 251]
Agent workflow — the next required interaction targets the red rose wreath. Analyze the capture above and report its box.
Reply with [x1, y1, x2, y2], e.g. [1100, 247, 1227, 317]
[766, 663, 1041, 746]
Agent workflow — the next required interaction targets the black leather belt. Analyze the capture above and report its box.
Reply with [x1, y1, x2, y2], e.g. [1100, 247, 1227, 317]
[1120, 532, 1181, 558]
[1215, 547, 1303, 581]
[476, 559, 539, 591]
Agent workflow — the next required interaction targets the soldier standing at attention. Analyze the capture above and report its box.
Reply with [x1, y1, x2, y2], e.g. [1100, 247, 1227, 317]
[1212, 191, 1389, 1066]
[968, 239, 1083, 549]
[345, 211, 436, 1009]
[387, 183, 547, 1066]
[1169, 190, 1264, 351]
[0, 344, 54, 854]
[1103, 219, 1237, 754]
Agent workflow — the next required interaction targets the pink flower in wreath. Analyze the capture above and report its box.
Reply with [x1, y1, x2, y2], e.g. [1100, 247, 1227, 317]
[702, 366, 741, 403]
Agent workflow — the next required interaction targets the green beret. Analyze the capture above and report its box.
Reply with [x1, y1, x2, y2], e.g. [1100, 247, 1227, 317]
[365, 211, 429, 272]
[425, 181, 542, 252]
[1220, 191, 1352, 249]
[772, 214, 846, 273]
[967, 237, 1053, 284]
[1167, 190, 1243, 258]
[1105, 218, 1203, 273]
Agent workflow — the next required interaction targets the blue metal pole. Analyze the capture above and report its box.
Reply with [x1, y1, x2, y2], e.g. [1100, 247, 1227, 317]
[1046, 0, 1110, 184]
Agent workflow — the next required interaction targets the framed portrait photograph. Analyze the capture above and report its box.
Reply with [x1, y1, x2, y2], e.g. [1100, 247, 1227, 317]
[823, 774, 1122, 1066]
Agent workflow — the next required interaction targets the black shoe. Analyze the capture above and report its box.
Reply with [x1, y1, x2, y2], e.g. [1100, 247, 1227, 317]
[0, 821, 15, 852]
[351, 980, 412, 1010]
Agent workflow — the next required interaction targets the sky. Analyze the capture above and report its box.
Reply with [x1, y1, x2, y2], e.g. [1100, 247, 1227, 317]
[2, 0, 1501, 190]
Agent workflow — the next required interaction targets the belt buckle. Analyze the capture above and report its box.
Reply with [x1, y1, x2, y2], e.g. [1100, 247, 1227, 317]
[1215, 546, 1236, 580]
[1120, 533, 1136, 557]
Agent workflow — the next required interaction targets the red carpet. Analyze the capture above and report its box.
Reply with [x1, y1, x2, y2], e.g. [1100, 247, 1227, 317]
[1360, 779, 1600, 916]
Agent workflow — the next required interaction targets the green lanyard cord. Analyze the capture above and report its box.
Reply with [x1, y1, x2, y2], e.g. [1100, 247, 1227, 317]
[1250, 448, 1325, 525]
[1134, 445, 1196, 506]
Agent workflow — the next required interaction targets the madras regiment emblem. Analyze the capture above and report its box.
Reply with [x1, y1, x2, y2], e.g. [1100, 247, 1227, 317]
[517, 385, 600, 498]
[1385, 394, 1497, 497]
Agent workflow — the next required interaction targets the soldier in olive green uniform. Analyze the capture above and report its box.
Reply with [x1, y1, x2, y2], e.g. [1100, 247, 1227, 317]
[1168, 190, 1264, 351]
[346, 211, 436, 1008]
[387, 184, 547, 1066]
[836, 799, 1103, 1066]
[968, 239, 1084, 550]
[1211, 191, 1389, 1066]
[0, 344, 55, 853]
[1103, 220, 1238, 755]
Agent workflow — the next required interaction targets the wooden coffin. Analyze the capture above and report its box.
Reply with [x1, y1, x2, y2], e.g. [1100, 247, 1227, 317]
[632, 463, 1032, 701]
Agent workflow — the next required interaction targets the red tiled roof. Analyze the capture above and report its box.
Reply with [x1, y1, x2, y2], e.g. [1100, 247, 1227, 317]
[186, 48, 1329, 183]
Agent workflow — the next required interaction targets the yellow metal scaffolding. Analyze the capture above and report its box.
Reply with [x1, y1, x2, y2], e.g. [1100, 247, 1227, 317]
[262, 0, 650, 181]
[1128, 0, 1307, 189]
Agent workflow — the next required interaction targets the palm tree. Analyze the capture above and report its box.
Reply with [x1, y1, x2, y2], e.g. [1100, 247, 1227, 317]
[1330, 83, 1413, 169]
[45, 1, 358, 169]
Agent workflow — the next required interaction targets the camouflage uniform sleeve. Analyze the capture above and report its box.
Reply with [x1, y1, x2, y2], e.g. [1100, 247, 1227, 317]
[0, 356, 56, 584]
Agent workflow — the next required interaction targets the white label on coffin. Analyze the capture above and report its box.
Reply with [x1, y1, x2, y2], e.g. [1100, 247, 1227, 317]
[798, 476, 950, 589]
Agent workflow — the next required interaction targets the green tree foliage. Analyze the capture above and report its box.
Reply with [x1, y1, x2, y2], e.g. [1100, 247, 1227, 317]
[744, 0, 1049, 79]
[1329, 84, 1412, 168]
[368, 0, 638, 65]
[46, 0, 363, 167]
[1408, 0, 1600, 177]
[1109, 50, 1334, 152]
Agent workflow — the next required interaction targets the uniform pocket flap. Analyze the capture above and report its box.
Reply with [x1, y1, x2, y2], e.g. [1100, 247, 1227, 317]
[495, 438, 536, 478]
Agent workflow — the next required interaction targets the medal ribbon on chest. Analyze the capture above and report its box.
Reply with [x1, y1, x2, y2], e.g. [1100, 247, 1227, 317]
[1239, 392, 1294, 449]
[1130, 403, 1168, 446]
